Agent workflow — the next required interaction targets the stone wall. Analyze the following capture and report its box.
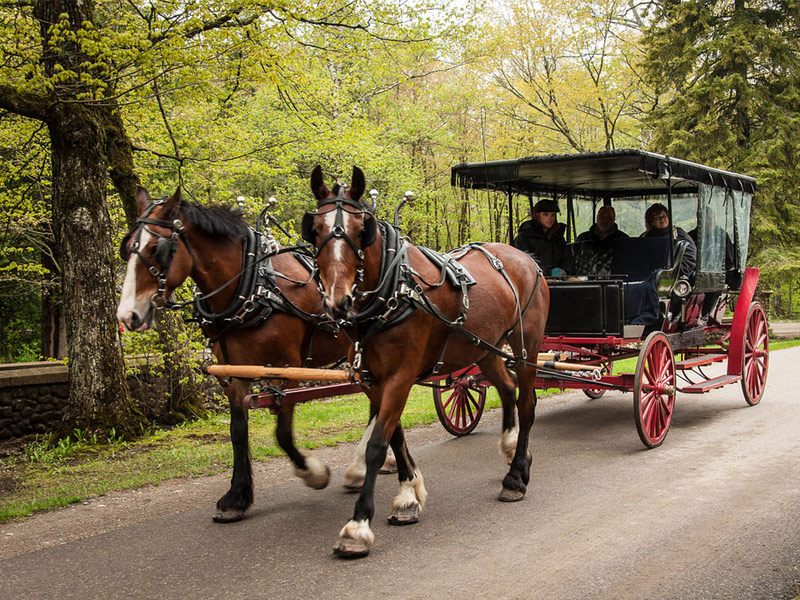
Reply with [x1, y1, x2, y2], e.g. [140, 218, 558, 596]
[0, 361, 225, 440]
[0, 363, 69, 440]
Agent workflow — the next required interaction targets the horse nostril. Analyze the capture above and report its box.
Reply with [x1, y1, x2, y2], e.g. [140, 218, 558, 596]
[130, 312, 141, 329]
[341, 295, 353, 312]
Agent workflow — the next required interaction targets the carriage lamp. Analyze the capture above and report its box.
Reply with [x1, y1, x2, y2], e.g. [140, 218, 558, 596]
[404, 191, 415, 201]
[673, 279, 692, 298]
[237, 195, 246, 209]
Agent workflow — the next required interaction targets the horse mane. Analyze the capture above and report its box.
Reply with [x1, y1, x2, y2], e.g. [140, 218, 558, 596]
[180, 201, 249, 239]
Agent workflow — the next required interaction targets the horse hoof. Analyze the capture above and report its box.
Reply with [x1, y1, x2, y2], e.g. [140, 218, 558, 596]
[388, 504, 420, 526]
[498, 488, 525, 502]
[333, 538, 371, 558]
[213, 509, 245, 523]
[342, 473, 364, 493]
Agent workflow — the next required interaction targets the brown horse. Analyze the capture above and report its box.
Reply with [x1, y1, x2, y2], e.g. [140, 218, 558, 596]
[116, 186, 381, 522]
[303, 166, 550, 557]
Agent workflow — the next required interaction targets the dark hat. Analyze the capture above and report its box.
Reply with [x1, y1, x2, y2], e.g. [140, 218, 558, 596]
[533, 199, 560, 213]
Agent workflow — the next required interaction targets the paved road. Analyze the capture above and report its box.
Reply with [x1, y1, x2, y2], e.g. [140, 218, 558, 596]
[2, 349, 800, 600]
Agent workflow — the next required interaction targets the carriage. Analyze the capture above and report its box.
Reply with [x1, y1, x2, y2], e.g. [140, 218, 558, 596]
[437, 149, 767, 448]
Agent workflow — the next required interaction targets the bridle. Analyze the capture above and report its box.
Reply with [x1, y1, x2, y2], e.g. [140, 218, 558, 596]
[120, 200, 195, 309]
[301, 186, 376, 260]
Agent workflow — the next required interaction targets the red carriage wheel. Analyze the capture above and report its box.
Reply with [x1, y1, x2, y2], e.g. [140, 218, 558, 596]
[433, 374, 486, 436]
[633, 332, 676, 449]
[741, 302, 769, 406]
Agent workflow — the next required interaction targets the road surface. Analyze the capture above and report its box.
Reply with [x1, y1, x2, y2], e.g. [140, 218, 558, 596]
[2, 348, 799, 600]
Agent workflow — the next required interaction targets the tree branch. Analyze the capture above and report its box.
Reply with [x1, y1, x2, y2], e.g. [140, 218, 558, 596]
[0, 83, 53, 122]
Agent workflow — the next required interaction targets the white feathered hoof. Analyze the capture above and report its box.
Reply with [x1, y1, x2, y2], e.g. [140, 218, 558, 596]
[498, 427, 519, 465]
[388, 503, 420, 525]
[333, 519, 374, 559]
[294, 453, 331, 490]
[213, 508, 246, 523]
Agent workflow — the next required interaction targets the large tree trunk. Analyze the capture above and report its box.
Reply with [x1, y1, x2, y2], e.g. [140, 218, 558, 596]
[47, 103, 144, 436]
[30, 0, 144, 437]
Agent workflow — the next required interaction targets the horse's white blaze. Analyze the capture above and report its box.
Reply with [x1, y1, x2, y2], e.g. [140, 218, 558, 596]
[116, 229, 154, 331]
[392, 469, 427, 511]
[499, 426, 519, 464]
[324, 210, 344, 262]
[339, 519, 374, 548]
[343, 416, 375, 488]
[294, 451, 329, 489]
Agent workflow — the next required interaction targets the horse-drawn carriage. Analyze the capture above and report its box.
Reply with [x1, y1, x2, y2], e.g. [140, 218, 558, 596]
[117, 149, 766, 557]
[442, 149, 767, 447]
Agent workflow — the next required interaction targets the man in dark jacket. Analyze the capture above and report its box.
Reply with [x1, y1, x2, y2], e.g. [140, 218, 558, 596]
[513, 199, 572, 276]
[574, 205, 628, 274]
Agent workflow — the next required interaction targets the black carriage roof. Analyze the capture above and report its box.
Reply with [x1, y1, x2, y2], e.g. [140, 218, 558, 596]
[451, 149, 756, 198]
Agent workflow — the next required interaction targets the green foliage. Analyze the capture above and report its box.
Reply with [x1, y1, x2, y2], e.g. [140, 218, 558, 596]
[641, 1, 800, 282]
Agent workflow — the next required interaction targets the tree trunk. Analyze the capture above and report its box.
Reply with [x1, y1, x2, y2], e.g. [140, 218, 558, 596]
[48, 104, 145, 437]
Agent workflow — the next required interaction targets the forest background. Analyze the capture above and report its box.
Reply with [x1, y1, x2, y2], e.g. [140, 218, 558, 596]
[1, 1, 799, 435]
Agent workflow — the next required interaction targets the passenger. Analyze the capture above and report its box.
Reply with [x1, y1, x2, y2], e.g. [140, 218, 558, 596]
[640, 203, 697, 280]
[576, 205, 629, 247]
[513, 199, 572, 276]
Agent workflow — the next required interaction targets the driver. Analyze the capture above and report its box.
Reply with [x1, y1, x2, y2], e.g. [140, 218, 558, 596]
[513, 199, 572, 276]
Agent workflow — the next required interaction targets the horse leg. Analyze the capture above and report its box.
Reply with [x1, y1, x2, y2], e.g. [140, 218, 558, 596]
[387, 423, 427, 525]
[276, 399, 330, 490]
[214, 380, 254, 523]
[343, 411, 398, 491]
[498, 361, 537, 503]
[334, 377, 414, 558]
[479, 355, 519, 464]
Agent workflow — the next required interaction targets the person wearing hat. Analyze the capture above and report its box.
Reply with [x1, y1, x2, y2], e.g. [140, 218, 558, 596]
[512, 199, 572, 276]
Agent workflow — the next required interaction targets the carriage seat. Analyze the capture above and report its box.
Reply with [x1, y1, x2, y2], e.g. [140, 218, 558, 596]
[418, 246, 477, 288]
[609, 237, 671, 324]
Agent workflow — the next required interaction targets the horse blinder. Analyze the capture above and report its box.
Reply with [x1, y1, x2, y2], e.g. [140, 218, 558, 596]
[361, 213, 377, 248]
[119, 232, 133, 261]
[301, 212, 316, 244]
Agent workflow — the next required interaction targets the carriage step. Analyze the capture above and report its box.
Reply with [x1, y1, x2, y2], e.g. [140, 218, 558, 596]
[675, 353, 727, 370]
[681, 374, 741, 394]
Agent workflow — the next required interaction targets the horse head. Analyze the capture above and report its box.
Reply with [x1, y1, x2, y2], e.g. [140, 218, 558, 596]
[116, 186, 194, 331]
[303, 165, 377, 319]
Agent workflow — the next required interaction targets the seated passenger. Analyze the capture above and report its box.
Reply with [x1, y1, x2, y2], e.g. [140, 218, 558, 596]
[576, 205, 629, 246]
[513, 199, 573, 277]
[640, 203, 697, 280]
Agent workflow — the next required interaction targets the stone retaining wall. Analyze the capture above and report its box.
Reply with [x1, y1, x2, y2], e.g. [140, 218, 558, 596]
[0, 362, 224, 441]
[0, 363, 69, 440]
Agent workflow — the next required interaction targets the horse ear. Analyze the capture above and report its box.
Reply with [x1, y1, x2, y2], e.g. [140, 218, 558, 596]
[301, 212, 316, 244]
[361, 213, 377, 247]
[135, 186, 151, 212]
[311, 166, 329, 202]
[349, 166, 365, 202]
[162, 187, 182, 218]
